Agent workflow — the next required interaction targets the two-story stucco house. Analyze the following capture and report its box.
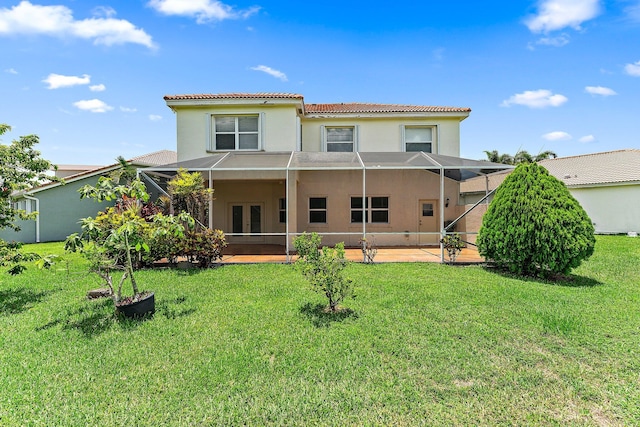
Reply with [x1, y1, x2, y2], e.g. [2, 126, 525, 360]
[142, 93, 508, 256]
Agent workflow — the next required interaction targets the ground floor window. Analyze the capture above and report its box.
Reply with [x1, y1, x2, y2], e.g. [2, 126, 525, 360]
[309, 197, 327, 223]
[351, 196, 389, 223]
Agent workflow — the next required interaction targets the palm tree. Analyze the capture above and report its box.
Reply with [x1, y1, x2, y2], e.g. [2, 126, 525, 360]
[483, 150, 514, 165]
[484, 149, 557, 165]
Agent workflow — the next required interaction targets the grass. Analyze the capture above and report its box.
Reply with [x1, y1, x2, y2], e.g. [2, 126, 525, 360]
[0, 236, 639, 425]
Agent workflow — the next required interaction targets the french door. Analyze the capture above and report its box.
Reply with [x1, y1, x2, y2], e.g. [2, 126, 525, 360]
[229, 203, 264, 243]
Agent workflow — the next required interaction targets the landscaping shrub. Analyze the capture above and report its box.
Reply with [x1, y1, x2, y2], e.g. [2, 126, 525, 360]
[293, 232, 354, 312]
[477, 162, 595, 277]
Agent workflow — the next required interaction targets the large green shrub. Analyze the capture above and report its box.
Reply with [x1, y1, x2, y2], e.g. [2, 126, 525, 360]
[477, 162, 595, 277]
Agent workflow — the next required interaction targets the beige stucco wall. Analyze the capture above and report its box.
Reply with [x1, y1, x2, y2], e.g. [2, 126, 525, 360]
[173, 105, 299, 161]
[569, 184, 640, 233]
[295, 169, 461, 246]
[301, 117, 461, 156]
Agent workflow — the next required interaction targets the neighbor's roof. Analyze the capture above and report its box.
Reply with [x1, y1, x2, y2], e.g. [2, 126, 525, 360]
[460, 149, 640, 193]
[26, 150, 177, 194]
[538, 149, 640, 186]
[163, 93, 470, 115]
[130, 149, 177, 166]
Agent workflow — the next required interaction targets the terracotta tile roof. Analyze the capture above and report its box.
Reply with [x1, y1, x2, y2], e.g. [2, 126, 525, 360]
[163, 93, 469, 114]
[539, 149, 640, 186]
[164, 93, 304, 101]
[305, 103, 471, 114]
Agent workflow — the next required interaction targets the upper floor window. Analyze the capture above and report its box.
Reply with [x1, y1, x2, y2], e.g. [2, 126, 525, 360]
[403, 126, 433, 153]
[322, 126, 358, 152]
[211, 115, 260, 151]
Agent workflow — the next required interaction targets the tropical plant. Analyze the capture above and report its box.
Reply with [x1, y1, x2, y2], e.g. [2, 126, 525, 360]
[167, 168, 213, 230]
[477, 163, 595, 277]
[68, 177, 194, 304]
[0, 124, 58, 274]
[440, 233, 464, 263]
[293, 232, 354, 312]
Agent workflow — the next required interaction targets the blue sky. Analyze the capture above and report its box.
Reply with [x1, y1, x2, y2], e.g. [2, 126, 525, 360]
[1, 0, 639, 165]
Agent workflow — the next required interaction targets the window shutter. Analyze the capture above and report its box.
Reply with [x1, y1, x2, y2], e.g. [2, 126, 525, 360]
[260, 112, 265, 150]
[400, 125, 406, 152]
[320, 125, 326, 151]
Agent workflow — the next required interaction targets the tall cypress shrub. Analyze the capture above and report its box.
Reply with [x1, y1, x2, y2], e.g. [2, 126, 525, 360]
[477, 162, 595, 277]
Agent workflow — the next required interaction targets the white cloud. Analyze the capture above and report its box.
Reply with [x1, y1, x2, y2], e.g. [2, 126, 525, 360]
[148, 114, 162, 121]
[120, 106, 137, 113]
[501, 89, 568, 108]
[5, 68, 17, 74]
[534, 33, 570, 47]
[89, 84, 106, 92]
[250, 65, 288, 81]
[73, 99, 113, 113]
[525, 0, 601, 33]
[585, 86, 616, 96]
[0, 1, 155, 49]
[43, 73, 90, 89]
[624, 60, 640, 76]
[578, 135, 595, 143]
[148, 0, 259, 24]
[542, 131, 572, 141]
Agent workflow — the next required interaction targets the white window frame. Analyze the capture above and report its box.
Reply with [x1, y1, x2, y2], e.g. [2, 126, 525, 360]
[208, 113, 263, 151]
[401, 125, 436, 153]
[321, 125, 359, 152]
[350, 196, 389, 224]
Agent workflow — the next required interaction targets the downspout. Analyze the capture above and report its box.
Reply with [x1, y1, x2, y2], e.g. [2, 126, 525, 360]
[23, 194, 40, 243]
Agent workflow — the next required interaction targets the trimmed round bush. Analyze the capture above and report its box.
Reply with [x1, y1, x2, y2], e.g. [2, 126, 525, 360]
[477, 162, 595, 277]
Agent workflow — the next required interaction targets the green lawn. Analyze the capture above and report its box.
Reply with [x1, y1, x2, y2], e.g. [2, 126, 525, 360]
[1, 236, 639, 426]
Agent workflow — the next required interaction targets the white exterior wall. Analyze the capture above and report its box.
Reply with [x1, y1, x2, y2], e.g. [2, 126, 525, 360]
[301, 117, 461, 156]
[174, 105, 299, 161]
[570, 184, 640, 234]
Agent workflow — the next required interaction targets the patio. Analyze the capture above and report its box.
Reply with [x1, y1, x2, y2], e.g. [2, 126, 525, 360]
[219, 244, 484, 264]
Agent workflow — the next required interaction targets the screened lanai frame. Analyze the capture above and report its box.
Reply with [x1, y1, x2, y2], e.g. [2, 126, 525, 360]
[140, 151, 512, 263]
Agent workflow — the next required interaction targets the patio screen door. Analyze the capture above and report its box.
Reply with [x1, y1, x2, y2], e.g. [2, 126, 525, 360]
[418, 199, 439, 245]
[229, 203, 264, 243]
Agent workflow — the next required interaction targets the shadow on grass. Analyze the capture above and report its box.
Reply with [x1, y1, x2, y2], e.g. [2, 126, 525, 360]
[156, 296, 196, 319]
[483, 266, 603, 288]
[299, 302, 359, 328]
[0, 288, 57, 315]
[36, 295, 195, 338]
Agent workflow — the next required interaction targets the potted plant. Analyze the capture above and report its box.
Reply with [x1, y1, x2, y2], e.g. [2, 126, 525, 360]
[66, 177, 192, 318]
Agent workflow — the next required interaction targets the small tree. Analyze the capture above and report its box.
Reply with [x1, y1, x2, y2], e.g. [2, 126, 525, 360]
[167, 168, 213, 230]
[477, 162, 595, 277]
[0, 124, 57, 274]
[293, 232, 354, 313]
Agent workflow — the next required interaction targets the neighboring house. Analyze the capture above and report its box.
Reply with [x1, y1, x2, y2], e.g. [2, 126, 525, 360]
[142, 93, 508, 254]
[1, 150, 177, 244]
[51, 164, 104, 179]
[460, 149, 640, 235]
